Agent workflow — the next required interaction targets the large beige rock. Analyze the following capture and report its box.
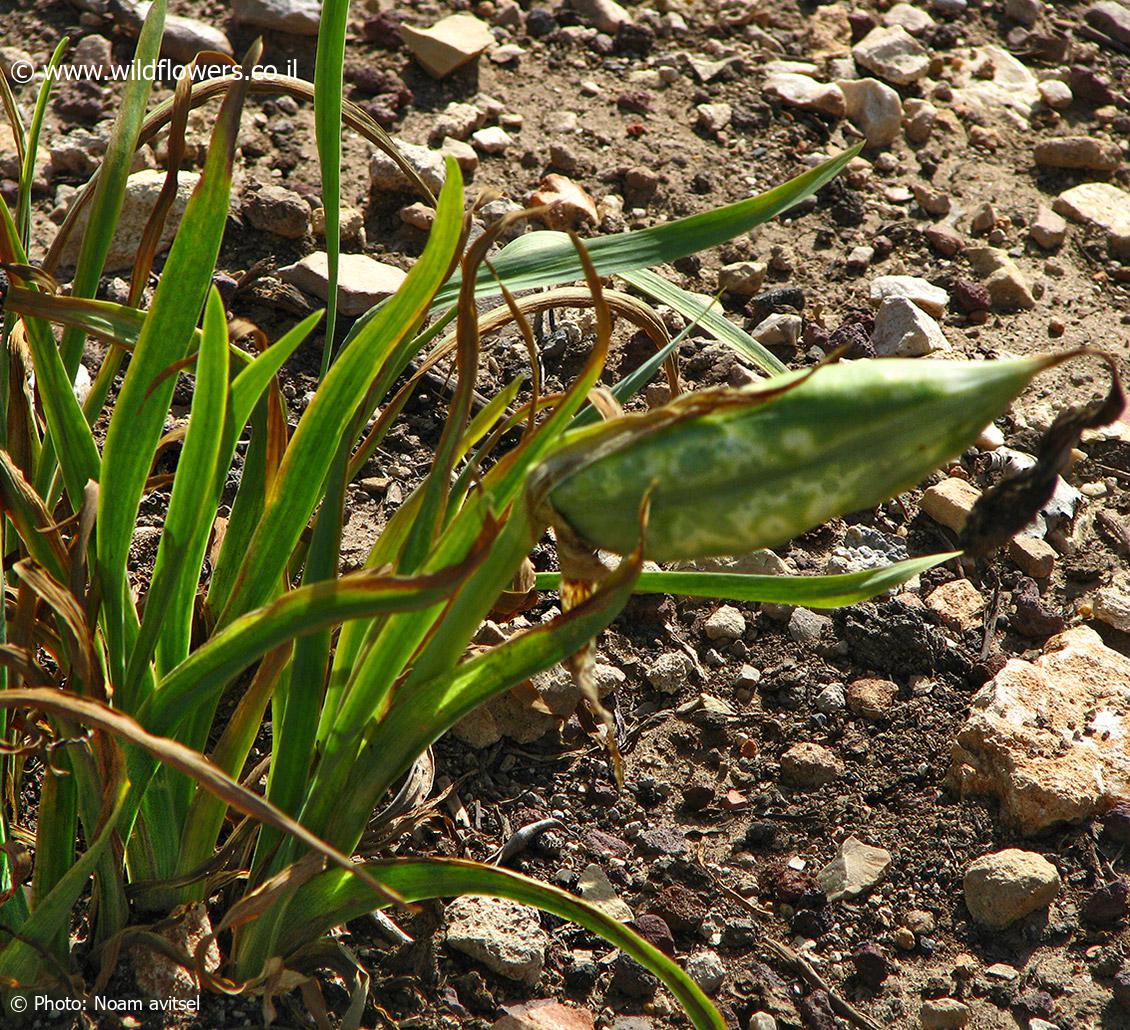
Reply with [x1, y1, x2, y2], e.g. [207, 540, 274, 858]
[278, 252, 406, 317]
[948, 626, 1130, 834]
[400, 14, 494, 79]
[838, 77, 902, 147]
[963, 849, 1060, 928]
[58, 168, 198, 271]
[1053, 182, 1130, 259]
[951, 45, 1040, 125]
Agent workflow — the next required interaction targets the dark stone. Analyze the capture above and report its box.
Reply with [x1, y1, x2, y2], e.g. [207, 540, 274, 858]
[564, 956, 599, 994]
[791, 907, 831, 939]
[721, 919, 760, 949]
[761, 863, 824, 908]
[54, 82, 104, 123]
[1069, 65, 1116, 106]
[1114, 968, 1130, 1011]
[615, 22, 654, 55]
[1081, 879, 1129, 927]
[610, 954, 659, 999]
[637, 827, 689, 858]
[836, 598, 956, 677]
[746, 287, 806, 324]
[798, 988, 837, 1030]
[552, 867, 579, 890]
[827, 313, 875, 359]
[951, 278, 992, 314]
[743, 821, 779, 850]
[851, 943, 891, 988]
[586, 828, 632, 859]
[1010, 577, 1065, 637]
[632, 776, 667, 808]
[346, 65, 410, 100]
[691, 172, 714, 194]
[1010, 989, 1055, 1022]
[848, 11, 878, 41]
[633, 913, 675, 955]
[616, 91, 653, 114]
[362, 10, 404, 48]
[678, 781, 714, 813]
[649, 884, 706, 933]
[526, 8, 558, 38]
[1103, 803, 1130, 844]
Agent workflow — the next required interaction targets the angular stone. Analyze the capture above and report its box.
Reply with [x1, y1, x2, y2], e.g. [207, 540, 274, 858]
[920, 477, 980, 533]
[439, 137, 479, 175]
[847, 678, 898, 720]
[853, 25, 931, 85]
[1053, 182, 1130, 259]
[1030, 205, 1067, 249]
[950, 626, 1130, 833]
[884, 3, 936, 34]
[400, 14, 494, 79]
[1037, 79, 1073, 110]
[809, 3, 852, 58]
[920, 999, 972, 1029]
[838, 77, 902, 147]
[446, 897, 548, 983]
[528, 174, 598, 230]
[781, 742, 843, 788]
[718, 260, 767, 296]
[131, 903, 219, 1002]
[162, 15, 233, 62]
[704, 605, 745, 642]
[685, 951, 725, 995]
[278, 252, 406, 317]
[926, 579, 985, 631]
[493, 1002, 595, 1030]
[872, 296, 950, 356]
[965, 246, 1035, 310]
[370, 140, 446, 196]
[1093, 582, 1130, 633]
[645, 651, 692, 694]
[243, 184, 309, 239]
[577, 864, 634, 922]
[1034, 135, 1122, 172]
[951, 45, 1040, 124]
[58, 168, 197, 271]
[764, 73, 846, 116]
[472, 126, 513, 154]
[903, 97, 938, 144]
[232, 0, 320, 36]
[1007, 535, 1055, 579]
[696, 102, 733, 133]
[428, 102, 485, 143]
[869, 275, 949, 317]
[571, 0, 632, 34]
[817, 836, 892, 901]
[751, 312, 803, 348]
[962, 849, 1060, 928]
[1085, 2, 1130, 47]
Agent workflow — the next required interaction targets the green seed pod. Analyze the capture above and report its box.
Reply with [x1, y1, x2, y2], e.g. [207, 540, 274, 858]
[535, 356, 1052, 563]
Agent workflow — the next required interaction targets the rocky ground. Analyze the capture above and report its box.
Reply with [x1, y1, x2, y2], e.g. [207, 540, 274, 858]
[2, 0, 1130, 1028]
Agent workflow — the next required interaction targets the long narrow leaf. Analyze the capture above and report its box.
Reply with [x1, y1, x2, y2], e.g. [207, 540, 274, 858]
[431, 147, 860, 307]
[97, 44, 256, 688]
[535, 553, 956, 607]
[281, 859, 725, 1030]
[314, 0, 349, 376]
[60, 0, 165, 377]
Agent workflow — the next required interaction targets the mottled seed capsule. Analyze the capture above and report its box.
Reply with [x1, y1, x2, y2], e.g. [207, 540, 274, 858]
[537, 356, 1051, 563]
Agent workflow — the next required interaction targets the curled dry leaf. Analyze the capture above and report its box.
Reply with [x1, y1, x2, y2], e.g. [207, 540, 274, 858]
[528, 174, 599, 231]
